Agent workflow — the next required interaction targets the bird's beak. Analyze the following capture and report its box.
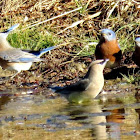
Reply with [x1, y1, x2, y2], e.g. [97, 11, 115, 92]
[102, 59, 109, 65]
[103, 59, 109, 64]
[105, 59, 109, 62]
[102, 33, 107, 37]
[99, 59, 109, 65]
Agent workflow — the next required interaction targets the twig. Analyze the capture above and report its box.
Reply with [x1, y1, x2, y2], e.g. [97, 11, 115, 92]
[132, 0, 140, 4]
[23, 7, 82, 30]
[57, 11, 101, 34]
[106, 1, 120, 20]
[59, 42, 96, 66]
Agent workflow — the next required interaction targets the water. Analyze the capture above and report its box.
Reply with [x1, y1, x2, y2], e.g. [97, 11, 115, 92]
[0, 86, 139, 140]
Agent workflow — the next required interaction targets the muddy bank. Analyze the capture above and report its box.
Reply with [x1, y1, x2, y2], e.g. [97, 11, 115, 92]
[0, 50, 138, 97]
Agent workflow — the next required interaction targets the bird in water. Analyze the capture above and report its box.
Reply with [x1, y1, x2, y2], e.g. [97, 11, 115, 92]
[50, 59, 109, 104]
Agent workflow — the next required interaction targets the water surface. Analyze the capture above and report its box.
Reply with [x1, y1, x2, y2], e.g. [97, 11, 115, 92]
[0, 84, 139, 140]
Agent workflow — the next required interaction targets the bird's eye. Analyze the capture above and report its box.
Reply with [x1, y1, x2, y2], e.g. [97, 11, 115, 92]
[108, 32, 111, 35]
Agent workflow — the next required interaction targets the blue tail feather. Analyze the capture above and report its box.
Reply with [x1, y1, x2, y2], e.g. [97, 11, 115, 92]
[39, 46, 56, 57]
[2, 24, 19, 34]
[30, 46, 57, 57]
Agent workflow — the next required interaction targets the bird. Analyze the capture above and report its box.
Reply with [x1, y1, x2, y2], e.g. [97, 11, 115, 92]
[0, 24, 57, 77]
[132, 37, 140, 67]
[50, 59, 109, 104]
[95, 29, 122, 68]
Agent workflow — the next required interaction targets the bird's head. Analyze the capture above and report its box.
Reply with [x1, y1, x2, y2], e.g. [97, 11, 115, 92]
[0, 24, 19, 49]
[89, 59, 109, 71]
[101, 29, 116, 41]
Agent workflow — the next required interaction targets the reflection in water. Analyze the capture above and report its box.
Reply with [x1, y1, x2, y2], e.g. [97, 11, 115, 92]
[0, 89, 139, 139]
[106, 108, 124, 139]
[104, 100, 140, 139]
[122, 106, 139, 139]
[62, 102, 108, 140]
[45, 101, 109, 139]
[0, 94, 11, 110]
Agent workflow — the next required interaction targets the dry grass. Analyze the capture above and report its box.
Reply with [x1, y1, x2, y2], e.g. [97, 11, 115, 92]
[0, 0, 140, 85]
[0, 0, 140, 51]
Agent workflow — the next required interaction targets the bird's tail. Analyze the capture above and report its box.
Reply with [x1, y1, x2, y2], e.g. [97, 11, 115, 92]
[2, 24, 19, 34]
[1, 24, 19, 39]
[37, 46, 57, 58]
[49, 86, 63, 92]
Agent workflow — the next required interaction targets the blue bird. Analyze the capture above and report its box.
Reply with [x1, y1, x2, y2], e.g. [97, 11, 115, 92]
[95, 29, 122, 68]
[0, 24, 57, 77]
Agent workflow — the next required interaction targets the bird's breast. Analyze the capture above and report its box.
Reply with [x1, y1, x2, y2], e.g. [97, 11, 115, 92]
[100, 40, 120, 56]
[6, 62, 32, 72]
[96, 40, 122, 68]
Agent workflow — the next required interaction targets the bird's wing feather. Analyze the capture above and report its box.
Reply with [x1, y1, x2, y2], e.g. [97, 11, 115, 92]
[95, 43, 103, 59]
[0, 49, 42, 62]
[54, 79, 90, 94]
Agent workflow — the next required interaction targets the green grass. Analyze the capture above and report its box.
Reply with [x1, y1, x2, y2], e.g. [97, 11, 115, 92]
[1, 0, 140, 71]
[75, 43, 96, 56]
[121, 73, 135, 84]
[121, 70, 140, 84]
[116, 24, 138, 52]
[74, 0, 92, 14]
[2, 0, 140, 55]
[7, 27, 59, 50]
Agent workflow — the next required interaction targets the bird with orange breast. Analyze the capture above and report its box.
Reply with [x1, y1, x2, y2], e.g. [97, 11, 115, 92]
[132, 37, 140, 67]
[95, 29, 122, 68]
